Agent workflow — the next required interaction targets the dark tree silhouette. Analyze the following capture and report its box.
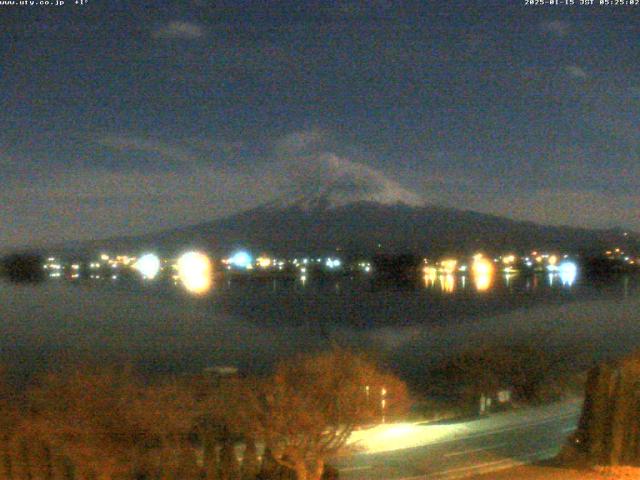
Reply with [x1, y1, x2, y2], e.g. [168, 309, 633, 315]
[241, 438, 259, 480]
[575, 353, 640, 466]
[1, 253, 44, 283]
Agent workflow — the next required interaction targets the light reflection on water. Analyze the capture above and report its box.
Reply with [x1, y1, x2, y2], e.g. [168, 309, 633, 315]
[471, 255, 494, 292]
[420, 269, 576, 295]
[0, 271, 638, 384]
[173, 267, 576, 297]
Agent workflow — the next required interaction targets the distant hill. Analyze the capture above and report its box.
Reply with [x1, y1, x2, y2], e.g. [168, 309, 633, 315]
[56, 200, 633, 258]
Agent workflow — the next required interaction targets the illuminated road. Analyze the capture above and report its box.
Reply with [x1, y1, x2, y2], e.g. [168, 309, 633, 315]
[336, 400, 582, 479]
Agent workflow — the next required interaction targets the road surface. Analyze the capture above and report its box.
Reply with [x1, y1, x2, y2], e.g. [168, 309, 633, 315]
[336, 400, 582, 479]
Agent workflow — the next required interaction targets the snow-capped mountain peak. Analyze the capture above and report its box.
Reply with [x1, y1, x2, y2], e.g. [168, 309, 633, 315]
[271, 153, 424, 210]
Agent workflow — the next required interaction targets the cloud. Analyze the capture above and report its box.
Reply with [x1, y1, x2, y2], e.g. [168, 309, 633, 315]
[98, 135, 249, 168]
[184, 138, 245, 157]
[274, 128, 325, 154]
[0, 151, 13, 168]
[330, 0, 394, 18]
[564, 65, 589, 79]
[273, 129, 424, 208]
[290, 153, 425, 207]
[96, 134, 248, 169]
[0, 164, 278, 248]
[152, 21, 204, 40]
[98, 135, 198, 164]
[96, 130, 425, 210]
[4, 130, 639, 249]
[1, 135, 268, 248]
[540, 20, 571, 37]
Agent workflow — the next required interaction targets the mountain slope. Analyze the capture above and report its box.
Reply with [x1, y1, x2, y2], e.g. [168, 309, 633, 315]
[52, 153, 635, 256]
[70, 201, 631, 257]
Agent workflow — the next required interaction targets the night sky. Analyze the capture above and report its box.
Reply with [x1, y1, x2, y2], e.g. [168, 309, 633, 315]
[2, 1, 639, 249]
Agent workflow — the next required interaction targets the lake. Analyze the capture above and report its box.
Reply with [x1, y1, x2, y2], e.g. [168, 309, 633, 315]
[1, 271, 639, 387]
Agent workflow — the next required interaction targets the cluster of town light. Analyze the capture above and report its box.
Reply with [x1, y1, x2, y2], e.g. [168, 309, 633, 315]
[45, 249, 354, 293]
[423, 252, 579, 293]
[42, 247, 587, 296]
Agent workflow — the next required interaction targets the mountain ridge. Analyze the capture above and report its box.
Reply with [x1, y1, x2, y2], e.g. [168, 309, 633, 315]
[46, 200, 635, 258]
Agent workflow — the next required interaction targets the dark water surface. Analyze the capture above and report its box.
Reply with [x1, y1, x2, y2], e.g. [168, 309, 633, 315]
[1, 272, 639, 385]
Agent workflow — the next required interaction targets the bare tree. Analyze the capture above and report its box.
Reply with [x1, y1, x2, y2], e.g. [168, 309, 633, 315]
[23, 366, 200, 480]
[255, 349, 409, 480]
[195, 376, 263, 480]
[0, 353, 407, 480]
[575, 354, 640, 466]
[23, 367, 141, 479]
[241, 438, 259, 480]
[219, 437, 240, 480]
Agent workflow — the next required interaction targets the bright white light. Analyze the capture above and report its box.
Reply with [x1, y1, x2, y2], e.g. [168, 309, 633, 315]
[559, 261, 578, 286]
[134, 253, 161, 280]
[326, 258, 342, 269]
[347, 421, 462, 454]
[229, 251, 252, 269]
[177, 251, 213, 294]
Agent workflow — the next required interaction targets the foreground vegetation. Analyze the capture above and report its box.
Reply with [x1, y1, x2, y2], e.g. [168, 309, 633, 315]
[0, 349, 409, 480]
[0, 341, 591, 480]
[410, 343, 586, 422]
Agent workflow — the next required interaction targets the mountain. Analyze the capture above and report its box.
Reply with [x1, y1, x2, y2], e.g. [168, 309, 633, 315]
[49, 154, 636, 257]
[61, 200, 631, 258]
